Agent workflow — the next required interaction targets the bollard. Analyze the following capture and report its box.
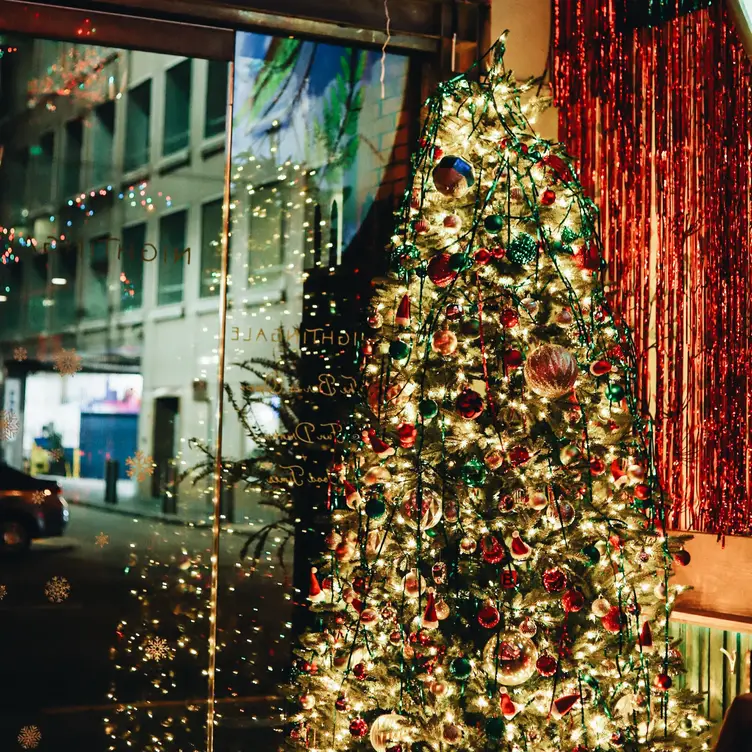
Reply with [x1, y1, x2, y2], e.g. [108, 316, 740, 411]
[161, 462, 177, 515]
[105, 459, 119, 504]
[220, 483, 235, 524]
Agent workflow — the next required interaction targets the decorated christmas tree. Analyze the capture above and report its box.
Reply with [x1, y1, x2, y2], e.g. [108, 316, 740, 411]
[284, 36, 710, 752]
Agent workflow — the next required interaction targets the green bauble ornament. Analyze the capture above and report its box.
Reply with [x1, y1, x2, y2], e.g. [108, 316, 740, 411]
[389, 340, 410, 361]
[605, 382, 625, 402]
[483, 214, 504, 233]
[461, 457, 487, 487]
[561, 226, 579, 243]
[485, 718, 504, 739]
[365, 498, 386, 519]
[582, 543, 601, 566]
[460, 318, 481, 337]
[449, 656, 472, 680]
[506, 234, 538, 264]
[448, 252, 471, 272]
[419, 399, 439, 419]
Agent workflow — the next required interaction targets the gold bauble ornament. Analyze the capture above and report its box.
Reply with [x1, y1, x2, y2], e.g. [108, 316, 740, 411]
[369, 713, 410, 752]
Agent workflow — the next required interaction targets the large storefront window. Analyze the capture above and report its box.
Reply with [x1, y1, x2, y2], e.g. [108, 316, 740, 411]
[0, 21, 414, 750]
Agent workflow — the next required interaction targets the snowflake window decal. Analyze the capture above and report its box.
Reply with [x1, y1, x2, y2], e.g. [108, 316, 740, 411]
[126, 450, 155, 482]
[13, 346, 27, 361]
[17, 725, 42, 749]
[0, 584, 7, 600]
[53, 347, 82, 376]
[31, 490, 48, 505]
[0, 409, 20, 441]
[95, 532, 109, 548]
[143, 636, 174, 661]
[44, 576, 70, 603]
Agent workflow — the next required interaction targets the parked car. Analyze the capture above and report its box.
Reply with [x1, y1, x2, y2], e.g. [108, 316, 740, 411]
[0, 462, 69, 552]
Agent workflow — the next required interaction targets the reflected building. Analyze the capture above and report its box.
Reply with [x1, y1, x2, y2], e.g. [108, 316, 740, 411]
[0, 37, 413, 520]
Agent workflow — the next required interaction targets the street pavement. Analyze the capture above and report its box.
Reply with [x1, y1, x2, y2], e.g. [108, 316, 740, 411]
[0, 504, 291, 751]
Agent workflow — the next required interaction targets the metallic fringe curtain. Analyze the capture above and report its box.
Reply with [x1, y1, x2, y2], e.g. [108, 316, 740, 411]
[552, 1, 752, 538]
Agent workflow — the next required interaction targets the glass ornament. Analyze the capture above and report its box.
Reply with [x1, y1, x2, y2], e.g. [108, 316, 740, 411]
[432, 155, 475, 198]
[482, 631, 539, 686]
[369, 713, 411, 752]
[461, 457, 487, 486]
[524, 344, 579, 398]
[546, 499, 575, 527]
[401, 489, 442, 530]
[450, 656, 472, 680]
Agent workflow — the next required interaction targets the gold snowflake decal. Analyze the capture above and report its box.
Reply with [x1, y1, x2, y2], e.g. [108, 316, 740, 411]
[0, 409, 20, 441]
[44, 576, 70, 603]
[31, 490, 47, 505]
[48, 447, 64, 462]
[95, 532, 109, 548]
[53, 347, 82, 376]
[143, 636, 174, 661]
[13, 346, 27, 361]
[17, 725, 42, 749]
[0, 584, 7, 600]
[126, 450, 155, 482]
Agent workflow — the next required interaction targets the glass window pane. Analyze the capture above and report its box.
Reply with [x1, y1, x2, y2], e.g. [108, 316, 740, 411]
[121, 222, 145, 309]
[247, 181, 286, 277]
[85, 234, 110, 318]
[157, 209, 186, 305]
[124, 80, 151, 172]
[91, 100, 115, 187]
[61, 118, 83, 199]
[163, 59, 191, 156]
[204, 60, 227, 138]
[200, 198, 223, 297]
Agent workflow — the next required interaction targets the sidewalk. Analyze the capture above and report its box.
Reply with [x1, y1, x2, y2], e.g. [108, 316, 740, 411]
[42, 475, 255, 530]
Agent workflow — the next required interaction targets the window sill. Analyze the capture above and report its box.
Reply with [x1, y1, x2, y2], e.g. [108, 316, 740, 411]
[193, 296, 221, 315]
[242, 285, 286, 310]
[78, 318, 108, 332]
[149, 303, 185, 322]
[157, 148, 190, 175]
[116, 307, 144, 326]
[201, 133, 226, 159]
[122, 165, 151, 185]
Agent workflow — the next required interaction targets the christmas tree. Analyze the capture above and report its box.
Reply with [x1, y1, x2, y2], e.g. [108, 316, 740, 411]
[285, 36, 710, 752]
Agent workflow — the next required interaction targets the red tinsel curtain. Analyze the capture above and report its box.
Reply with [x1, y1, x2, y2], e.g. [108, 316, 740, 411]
[552, 1, 752, 538]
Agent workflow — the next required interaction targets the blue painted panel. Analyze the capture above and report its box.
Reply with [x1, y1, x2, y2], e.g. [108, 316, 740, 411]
[79, 413, 139, 479]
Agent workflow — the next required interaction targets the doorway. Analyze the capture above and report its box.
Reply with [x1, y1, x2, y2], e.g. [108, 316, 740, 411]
[151, 396, 179, 497]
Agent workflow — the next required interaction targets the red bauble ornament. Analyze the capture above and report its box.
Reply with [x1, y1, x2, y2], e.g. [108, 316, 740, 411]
[524, 344, 579, 398]
[474, 247, 492, 264]
[396, 423, 418, 448]
[589, 457, 606, 476]
[455, 389, 484, 419]
[477, 602, 501, 629]
[536, 653, 558, 677]
[444, 214, 461, 229]
[601, 606, 623, 634]
[445, 303, 462, 320]
[654, 673, 672, 692]
[500, 308, 519, 328]
[508, 446, 530, 466]
[349, 718, 369, 737]
[575, 242, 601, 271]
[352, 662, 368, 680]
[500, 568, 518, 589]
[562, 589, 585, 612]
[484, 450, 504, 470]
[481, 534, 505, 564]
[590, 359, 612, 377]
[540, 188, 556, 206]
[634, 484, 651, 501]
[674, 549, 691, 566]
[490, 244, 505, 258]
[414, 218, 430, 234]
[427, 253, 458, 287]
[542, 568, 567, 593]
[542, 154, 572, 181]
[335, 695, 349, 711]
[432, 329, 458, 356]
[503, 349, 524, 368]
